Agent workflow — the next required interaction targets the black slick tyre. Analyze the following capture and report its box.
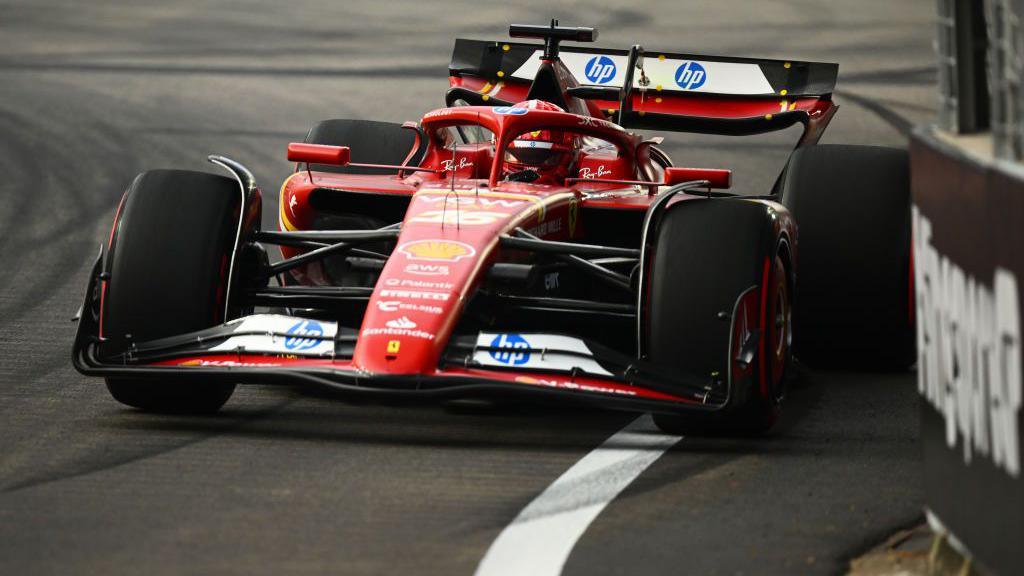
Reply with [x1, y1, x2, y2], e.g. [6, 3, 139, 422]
[779, 144, 914, 369]
[102, 170, 244, 413]
[301, 119, 415, 283]
[304, 119, 424, 174]
[644, 199, 792, 435]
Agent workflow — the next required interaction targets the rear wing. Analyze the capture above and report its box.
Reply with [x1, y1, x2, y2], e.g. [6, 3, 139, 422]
[449, 39, 838, 138]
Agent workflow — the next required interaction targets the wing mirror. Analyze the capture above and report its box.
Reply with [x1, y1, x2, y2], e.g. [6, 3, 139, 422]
[287, 143, 350, 166]
[664, 167, 732, 189]
[286, 142, 439, 176]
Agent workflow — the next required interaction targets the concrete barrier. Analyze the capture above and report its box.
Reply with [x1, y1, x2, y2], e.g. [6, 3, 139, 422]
[911, 126, 1024, 574]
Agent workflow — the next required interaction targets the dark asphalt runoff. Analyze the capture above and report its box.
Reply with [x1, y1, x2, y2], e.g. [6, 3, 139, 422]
[0, 2, 936, 574]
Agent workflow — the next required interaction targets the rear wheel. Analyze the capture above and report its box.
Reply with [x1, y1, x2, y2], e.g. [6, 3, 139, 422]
[303, 119, 423, 174]
[779, 144, 913, 369]
[299, 119, 415, 285]
[644, 199, 792, 435]
[102, 170, 248, 413]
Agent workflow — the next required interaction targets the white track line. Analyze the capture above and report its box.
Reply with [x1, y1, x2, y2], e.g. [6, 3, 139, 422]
[474, 414, 682, 576]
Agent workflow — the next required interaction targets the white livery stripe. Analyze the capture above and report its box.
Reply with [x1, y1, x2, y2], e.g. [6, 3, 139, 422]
[474, 415, 682, 576]
[209, 314, 337, 356]
[511, 49, 774, 95]
[474, 332, 615, 377]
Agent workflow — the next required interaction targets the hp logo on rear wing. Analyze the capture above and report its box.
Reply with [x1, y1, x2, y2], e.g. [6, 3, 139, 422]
[584, 56, 617, 84]
[674, 61, 707, 90]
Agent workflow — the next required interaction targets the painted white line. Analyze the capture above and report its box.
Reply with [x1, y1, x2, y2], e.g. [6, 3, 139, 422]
[474, 414, 682, 576]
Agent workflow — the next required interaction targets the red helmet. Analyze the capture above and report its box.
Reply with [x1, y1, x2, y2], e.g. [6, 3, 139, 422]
[503, 100, 578, 183]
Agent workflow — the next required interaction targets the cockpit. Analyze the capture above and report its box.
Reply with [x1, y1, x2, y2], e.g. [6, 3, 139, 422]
[421, 102, 663, 190]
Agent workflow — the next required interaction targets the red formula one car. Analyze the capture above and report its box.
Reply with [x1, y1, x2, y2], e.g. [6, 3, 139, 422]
[72, 23, 915, 433]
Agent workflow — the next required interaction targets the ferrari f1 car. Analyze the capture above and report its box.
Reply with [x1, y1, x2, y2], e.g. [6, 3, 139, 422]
[72, 22, 915, 433]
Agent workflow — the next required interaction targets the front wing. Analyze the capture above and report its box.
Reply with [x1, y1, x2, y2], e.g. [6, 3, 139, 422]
[72, 255, 730, 416]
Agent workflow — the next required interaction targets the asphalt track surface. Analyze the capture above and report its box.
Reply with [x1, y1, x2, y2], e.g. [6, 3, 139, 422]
[0, 2, 937, 574]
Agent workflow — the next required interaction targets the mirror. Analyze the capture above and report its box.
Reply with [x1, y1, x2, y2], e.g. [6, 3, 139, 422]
[664, 167, 732, 189]
[287, 143, 350, 166]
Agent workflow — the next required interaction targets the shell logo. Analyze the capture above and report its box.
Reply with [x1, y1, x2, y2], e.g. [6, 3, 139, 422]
[398, 240, 477, 262]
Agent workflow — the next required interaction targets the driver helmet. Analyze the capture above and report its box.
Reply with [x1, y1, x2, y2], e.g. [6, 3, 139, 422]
[503, 100, 578, 183]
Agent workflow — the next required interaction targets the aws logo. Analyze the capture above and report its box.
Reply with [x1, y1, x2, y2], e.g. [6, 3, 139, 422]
[584, 56, 616, 84]
[405, 263, 449, 276]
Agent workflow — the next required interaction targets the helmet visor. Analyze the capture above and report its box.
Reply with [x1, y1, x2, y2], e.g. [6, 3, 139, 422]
[504, 140, 570, 167]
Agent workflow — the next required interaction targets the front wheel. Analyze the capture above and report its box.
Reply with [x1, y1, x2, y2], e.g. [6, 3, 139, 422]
[102, 169, 254, 413]
[643, 198, 793, 435]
